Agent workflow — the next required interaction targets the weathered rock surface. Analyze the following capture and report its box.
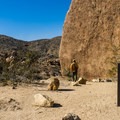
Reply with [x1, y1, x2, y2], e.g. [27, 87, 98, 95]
[33, 94, 54, 107]
[48, 77, 60, 90]
[62, 113, 81, 120]
[60, 0, 120, 79]
[71, 77, 87, 86]
[78, 77, 87, 84]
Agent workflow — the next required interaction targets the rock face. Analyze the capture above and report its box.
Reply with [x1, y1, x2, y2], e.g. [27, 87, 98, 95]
[60, 0, 120, 79]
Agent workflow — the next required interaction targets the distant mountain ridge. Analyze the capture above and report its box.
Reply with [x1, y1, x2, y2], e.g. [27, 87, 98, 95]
[0, 35, 27, 51]
[28, 36, 61, 55]
[0, 34, 61, 57]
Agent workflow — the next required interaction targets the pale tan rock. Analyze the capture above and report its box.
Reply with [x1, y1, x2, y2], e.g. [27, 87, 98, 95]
[71, 81, 79, 86]
[6, 56, 14, 63]
[33, 94, 54, 107]
[71, 77, 87, 86]
[92, 78, 101, 82]
[78, 77, 87, 84]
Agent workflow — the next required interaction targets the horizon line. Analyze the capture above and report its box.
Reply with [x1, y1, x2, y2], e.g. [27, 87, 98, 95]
[0, 34, 62, 42]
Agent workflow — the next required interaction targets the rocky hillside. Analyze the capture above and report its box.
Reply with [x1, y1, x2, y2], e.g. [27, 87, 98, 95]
[28, 36, 61, 58]
[60, 0, 120, 79]
[0, 35, 27, 54]
[0, 35, 61, 56]
[0, 35, 61, 82]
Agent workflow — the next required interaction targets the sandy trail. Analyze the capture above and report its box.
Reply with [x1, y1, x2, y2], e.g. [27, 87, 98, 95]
[0, 78, 120, 120]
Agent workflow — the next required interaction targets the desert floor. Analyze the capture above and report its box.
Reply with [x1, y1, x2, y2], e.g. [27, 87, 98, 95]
[0, 77, 120, 120]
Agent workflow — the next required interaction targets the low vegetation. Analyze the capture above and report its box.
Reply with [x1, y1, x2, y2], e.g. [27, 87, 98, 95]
[0, 35, 61, 86]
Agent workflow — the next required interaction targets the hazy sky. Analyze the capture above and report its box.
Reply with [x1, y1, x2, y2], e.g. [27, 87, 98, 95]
[0, 0, 71, 41]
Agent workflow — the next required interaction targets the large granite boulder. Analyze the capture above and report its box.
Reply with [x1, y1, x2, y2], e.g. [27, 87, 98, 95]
[60, 0, 120, 79]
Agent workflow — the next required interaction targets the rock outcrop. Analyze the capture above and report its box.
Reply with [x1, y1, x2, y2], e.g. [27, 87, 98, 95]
[60, 0, 120, 79]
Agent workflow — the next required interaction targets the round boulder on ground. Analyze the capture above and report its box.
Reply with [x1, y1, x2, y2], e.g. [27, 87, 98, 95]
[33, 94, 54, 107]
[48, 77, 60, 90]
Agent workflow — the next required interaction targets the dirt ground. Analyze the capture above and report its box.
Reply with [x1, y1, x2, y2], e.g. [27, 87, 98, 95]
[0, 77, 120, 120]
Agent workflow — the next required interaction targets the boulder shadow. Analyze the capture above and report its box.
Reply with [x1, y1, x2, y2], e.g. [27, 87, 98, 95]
[58, 89, 74, 91]
[53, 103, 62, 108]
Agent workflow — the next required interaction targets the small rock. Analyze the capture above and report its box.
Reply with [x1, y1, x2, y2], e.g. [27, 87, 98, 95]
[33, 94, 54, 107]
[105, 79, 112, 82]
[62, 113, 81, 120]
[71, 82, 80, 86]
[78, 77, 87, 84]
[92, 78, 101, 82]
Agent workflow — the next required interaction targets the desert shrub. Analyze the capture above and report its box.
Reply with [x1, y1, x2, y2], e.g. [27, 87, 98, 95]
[108, 66, 117, 78]
[63, 68, 72, 78]
[107, 45, 120, 78]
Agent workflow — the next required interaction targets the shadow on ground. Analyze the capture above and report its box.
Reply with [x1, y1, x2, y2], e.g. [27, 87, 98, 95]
[58, 89, 74, 91]
[53, 103, 62, 108]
